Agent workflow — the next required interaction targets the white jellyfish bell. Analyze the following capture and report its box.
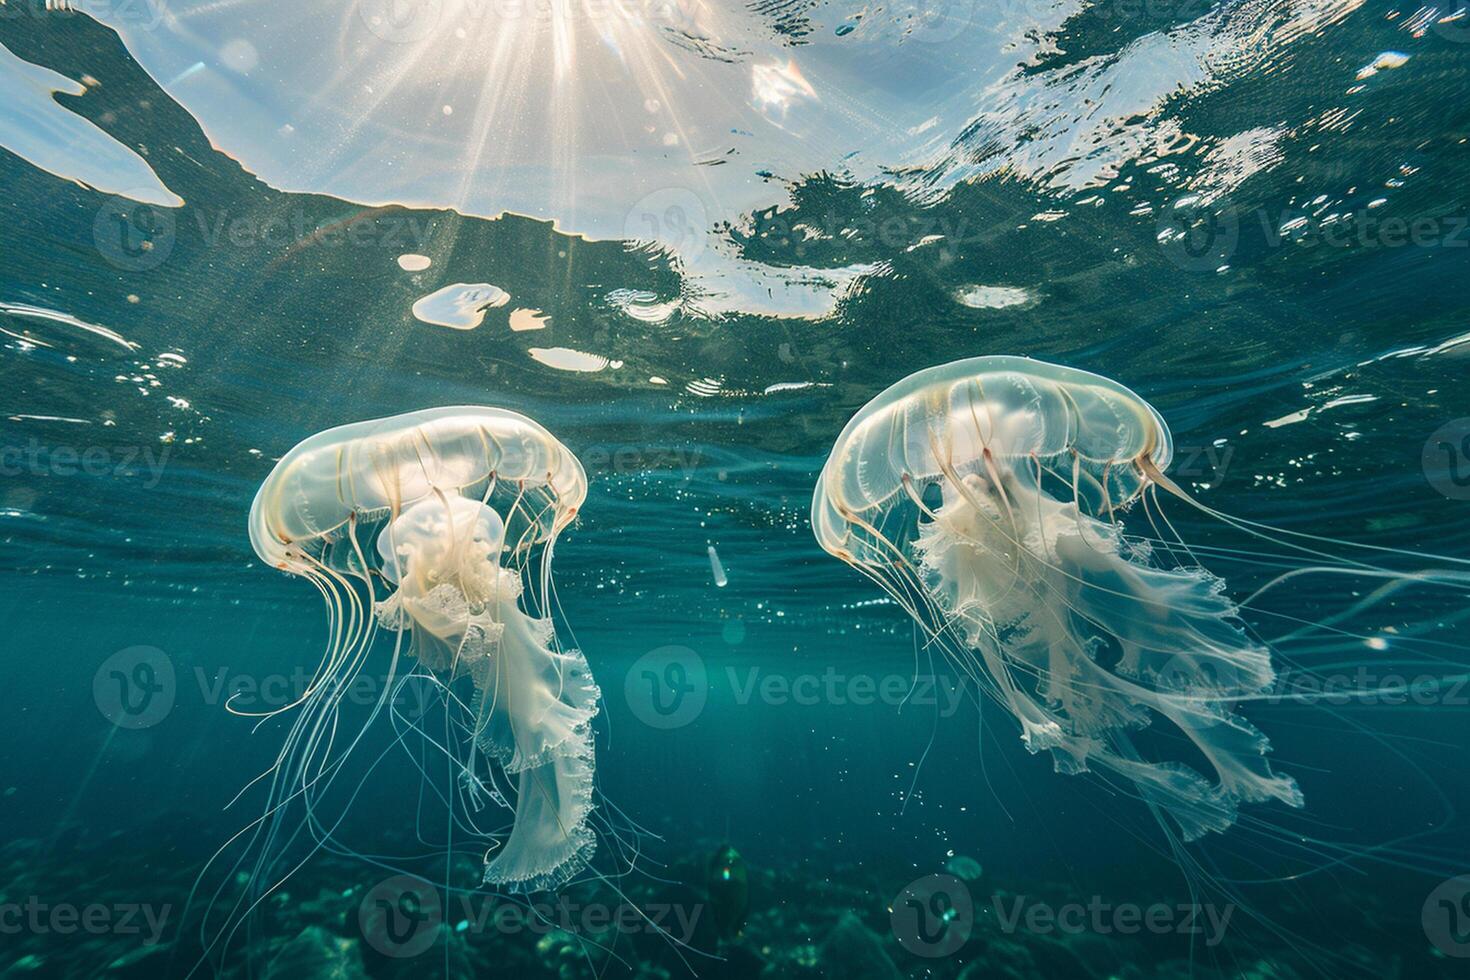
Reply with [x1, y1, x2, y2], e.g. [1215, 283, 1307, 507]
[813, 356, 1470, 847]
[205, 406, 607, 960]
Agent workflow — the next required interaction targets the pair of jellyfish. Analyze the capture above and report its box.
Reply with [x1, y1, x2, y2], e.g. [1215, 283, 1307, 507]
[231, 358, 1463, 926]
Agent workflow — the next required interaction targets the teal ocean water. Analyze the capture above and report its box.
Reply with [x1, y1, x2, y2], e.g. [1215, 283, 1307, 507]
[3, 4, 1470, 978]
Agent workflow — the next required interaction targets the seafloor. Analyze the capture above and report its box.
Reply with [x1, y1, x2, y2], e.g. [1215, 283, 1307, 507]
[1, 816, 1458, 980]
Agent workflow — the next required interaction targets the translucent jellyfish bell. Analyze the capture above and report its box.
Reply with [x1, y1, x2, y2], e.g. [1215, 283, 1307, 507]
[813, 356, 1299, 840]
[243, 406, 600, 898]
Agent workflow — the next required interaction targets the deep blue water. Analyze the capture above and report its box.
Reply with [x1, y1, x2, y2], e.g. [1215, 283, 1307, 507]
[3, 4, 1470, 978]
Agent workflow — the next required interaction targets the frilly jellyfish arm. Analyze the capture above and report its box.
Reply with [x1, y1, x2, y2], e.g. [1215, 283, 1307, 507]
[375, 495, 600, 891]
[915, 454, 1301, 842]
[471, 570, 601, 891]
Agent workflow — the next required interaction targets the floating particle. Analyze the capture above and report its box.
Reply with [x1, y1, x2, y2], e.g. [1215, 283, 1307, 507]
[708, 544, 728, 588]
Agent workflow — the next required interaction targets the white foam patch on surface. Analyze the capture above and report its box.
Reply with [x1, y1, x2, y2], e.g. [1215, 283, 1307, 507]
[1264, 409, 1312, 428]
[1188, 126, 1287, 204]
[509, 308, 549, 332]
[606, 289, 680, 324]
[411, 283, 509, 330]
[954, 285, 1032, 309]
[0, 41, 182, 208]
[527, 347, 621, 373]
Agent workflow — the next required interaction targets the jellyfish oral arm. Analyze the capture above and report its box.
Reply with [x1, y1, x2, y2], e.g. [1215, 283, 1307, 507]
[916, 471, 1302, 841]
[373, 496, 602, 891]
[474, 570, 599, 891]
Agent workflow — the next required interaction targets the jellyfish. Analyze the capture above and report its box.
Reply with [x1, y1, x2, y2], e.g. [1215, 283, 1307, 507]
[205, 406, 601, 953]
[813, 356, 1469, 845]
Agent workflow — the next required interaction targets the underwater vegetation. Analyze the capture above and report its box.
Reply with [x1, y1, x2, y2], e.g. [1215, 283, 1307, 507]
[1, 819, 1460, 980]
[705, 844, 749, 943]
